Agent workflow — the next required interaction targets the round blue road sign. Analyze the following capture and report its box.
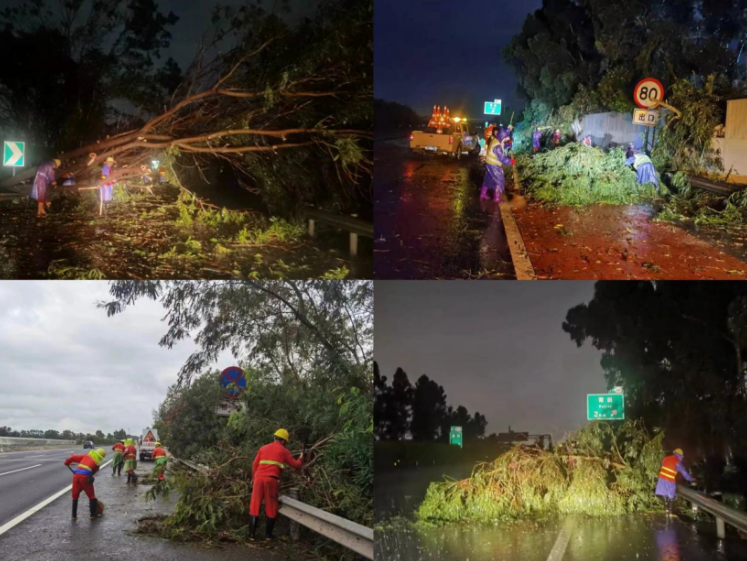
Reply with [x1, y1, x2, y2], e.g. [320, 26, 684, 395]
[220, 366, 247, 398]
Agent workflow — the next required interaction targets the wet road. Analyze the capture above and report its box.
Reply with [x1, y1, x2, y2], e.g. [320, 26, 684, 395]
[0, 450, 288, 561]
[374, 140, 515, 279]
[376, 465, 747, 561]
[0, 447, 84, 530]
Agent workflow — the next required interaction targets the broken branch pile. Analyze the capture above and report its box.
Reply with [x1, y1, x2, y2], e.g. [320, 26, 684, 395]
[417, 421, 666, 523]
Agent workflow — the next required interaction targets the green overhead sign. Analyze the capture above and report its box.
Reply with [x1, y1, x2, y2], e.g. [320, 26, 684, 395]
[3, 141, 25, 167]
[449, 426, 463, 448]
[587, 392, 625, 421]
[483, 99, 502, 116]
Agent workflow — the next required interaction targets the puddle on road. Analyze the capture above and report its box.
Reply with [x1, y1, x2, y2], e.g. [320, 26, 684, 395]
[374, 144, 515, 279]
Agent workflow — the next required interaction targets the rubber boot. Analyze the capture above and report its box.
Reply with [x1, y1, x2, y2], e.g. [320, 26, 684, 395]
[249, 516, 260, 541]
[72, 499, 78, 520]
[494, 189, 504, 203]
[126, 472, 131, 484]
[89, 499, 98, 520]
[265, 517, 276, 540]
[117, 464, 122, 476]
[480, 186, 490, 200]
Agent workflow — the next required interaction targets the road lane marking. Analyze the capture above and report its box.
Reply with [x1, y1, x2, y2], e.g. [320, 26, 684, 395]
[0, 459, 112, 537]
[546, 519, 574, 561]
[0, 464, 42, 477]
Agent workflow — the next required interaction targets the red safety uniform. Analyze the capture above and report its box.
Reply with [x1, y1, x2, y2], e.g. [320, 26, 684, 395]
[123, 444, 136, 460]
[249, 441, 302, 517]
[65, 454, 100, 500]
[152, 447, 166, 459]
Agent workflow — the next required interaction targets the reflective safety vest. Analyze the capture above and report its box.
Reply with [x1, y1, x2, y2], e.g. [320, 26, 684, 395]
[73, 454, 100, 476]
[152, 447, 166, 459]
[124, 445, 137, 460]
[658, 455, 680, 482]
[633, 154, 652, 169]
[485, 140, 503, 166]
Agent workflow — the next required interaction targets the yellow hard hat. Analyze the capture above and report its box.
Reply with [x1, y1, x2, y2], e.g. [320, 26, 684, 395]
[673, 448, 684, 456]
[155, 442, 162, 447]
[105, 157, 115, 163]
[274, 428, 290, 442]
[53, 159, 61, 167]
[89, 448, 106, 464]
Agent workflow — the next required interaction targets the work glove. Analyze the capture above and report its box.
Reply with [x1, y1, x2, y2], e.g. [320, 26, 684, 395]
[87, 476, 95, 485]
[510, 159, 516, 165]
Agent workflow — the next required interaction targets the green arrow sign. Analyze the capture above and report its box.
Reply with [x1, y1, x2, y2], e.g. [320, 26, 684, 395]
[3, 141, 25, 167]
[483, 99, 502, 116]
[449, 425, 463, 448]
[587, 393, 625, 421]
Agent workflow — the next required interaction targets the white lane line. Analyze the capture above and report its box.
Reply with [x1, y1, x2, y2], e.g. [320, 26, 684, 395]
[0, 459, 112, 537]
[546, 519, 574, 561]
[0, 464, 42, 477]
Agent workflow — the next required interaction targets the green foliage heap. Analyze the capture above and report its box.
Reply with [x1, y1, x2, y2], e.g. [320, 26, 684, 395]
[417, 421, 665, 524]
[518, 144, 659, 206]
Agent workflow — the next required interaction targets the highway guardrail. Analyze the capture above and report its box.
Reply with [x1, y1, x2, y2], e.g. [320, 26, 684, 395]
[171, 455, 373, 559]
[677, 484, 747, 539]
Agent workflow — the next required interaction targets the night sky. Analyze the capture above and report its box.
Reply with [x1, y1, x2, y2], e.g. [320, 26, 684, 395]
[374, 0, 543, 116]
[375, 282, 606, 441]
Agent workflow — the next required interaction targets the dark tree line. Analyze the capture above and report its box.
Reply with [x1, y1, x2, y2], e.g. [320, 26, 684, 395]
[374, 362, 487, 442]
[0, 426, 130, 444]
[563, 282, 747, 482]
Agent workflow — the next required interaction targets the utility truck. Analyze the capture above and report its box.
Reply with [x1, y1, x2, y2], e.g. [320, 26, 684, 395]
[409, 105, 480, 159]
[139, 427, 159, 461]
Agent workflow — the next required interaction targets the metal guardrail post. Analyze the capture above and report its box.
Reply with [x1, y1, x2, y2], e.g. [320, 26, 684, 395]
[677, 484, 747, 539]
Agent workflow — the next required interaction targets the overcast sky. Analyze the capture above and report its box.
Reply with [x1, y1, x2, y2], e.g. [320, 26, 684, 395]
[375, 0, 543, 115]
[375, 282, 606, 440]
[0, 282, 233, 436]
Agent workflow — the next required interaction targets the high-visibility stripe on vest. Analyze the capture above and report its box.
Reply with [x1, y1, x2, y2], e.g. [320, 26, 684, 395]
[658, 455, 680, 482]
[259, 459, 286, 469]
[633, 154, 652, 169]
[485, 139, 503, 166]
[72, 454, 99, 475]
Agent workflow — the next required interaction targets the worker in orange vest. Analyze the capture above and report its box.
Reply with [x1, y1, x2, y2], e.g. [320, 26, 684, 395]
[655, 448, 695, 516]
[112, 440, 125, 476]
[64, 448, 106, 520]
[152, 442, 168, 481]
[123, 438, 138, 484]
[249, 429, 303, 540]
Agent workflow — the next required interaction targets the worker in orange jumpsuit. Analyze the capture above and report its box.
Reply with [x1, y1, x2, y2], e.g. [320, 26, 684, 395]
[123, 438, 138, 484]
[152, 442, 168, 481]
[64, 448, 106, 520]
[249, 429, 303, 540]
[112, 440, 125, 476]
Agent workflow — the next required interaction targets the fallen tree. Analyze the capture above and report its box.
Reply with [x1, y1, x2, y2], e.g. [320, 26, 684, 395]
[1, 0, 372, 215]
[417, 420, 668, 524]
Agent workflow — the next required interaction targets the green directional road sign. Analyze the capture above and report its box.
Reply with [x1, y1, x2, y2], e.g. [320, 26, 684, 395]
[449, 426, 463, 448]
[484, 99, 502, 116]
[3, 141, 25, 167]
[587, 393, 625, 421]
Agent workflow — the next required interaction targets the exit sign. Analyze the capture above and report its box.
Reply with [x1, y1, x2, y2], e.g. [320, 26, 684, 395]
[587, 393, 625, 420]
[449, 426, 463, 448]
[484, 99, 502, 116]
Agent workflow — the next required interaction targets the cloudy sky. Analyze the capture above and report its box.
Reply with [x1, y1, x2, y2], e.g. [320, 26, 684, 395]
[375, 282, 606, 440]
[0, 282, 233, 436]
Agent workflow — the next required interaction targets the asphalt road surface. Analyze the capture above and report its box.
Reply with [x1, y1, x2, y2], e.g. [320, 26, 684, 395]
[0, 448, 291, 561]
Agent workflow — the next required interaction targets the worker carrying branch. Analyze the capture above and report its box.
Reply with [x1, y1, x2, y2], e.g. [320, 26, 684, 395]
[30, 159, 60, 217]
[654, 448, 695, 516]
[64, 448, 106, 520]
[152, 442, 168, 481]
[249, 428, 304, 541]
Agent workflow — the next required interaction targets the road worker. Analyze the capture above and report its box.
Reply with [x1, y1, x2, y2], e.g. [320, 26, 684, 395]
[123, 438, 138, 484]
[505, 124, 515, 150]
[249, 429, 303, 541]
[30, 159, 60, 217]
[481, 127, 514, 203]
[64, 448, 106, 520]
[61, 172, 76, 187]
[532, 127, 542, 153]
[552, 129, 562, 148]
[655, 448, 695, 516]
[626, 142, 636, 159]
[152, 442, 167, 481]
[624, 150, 660, 193]
[112, 440, 124, 476]
[100, 156, 116, 204]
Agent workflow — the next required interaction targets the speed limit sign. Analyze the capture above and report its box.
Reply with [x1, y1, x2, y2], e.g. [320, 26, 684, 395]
[634, 78, 665, 109]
